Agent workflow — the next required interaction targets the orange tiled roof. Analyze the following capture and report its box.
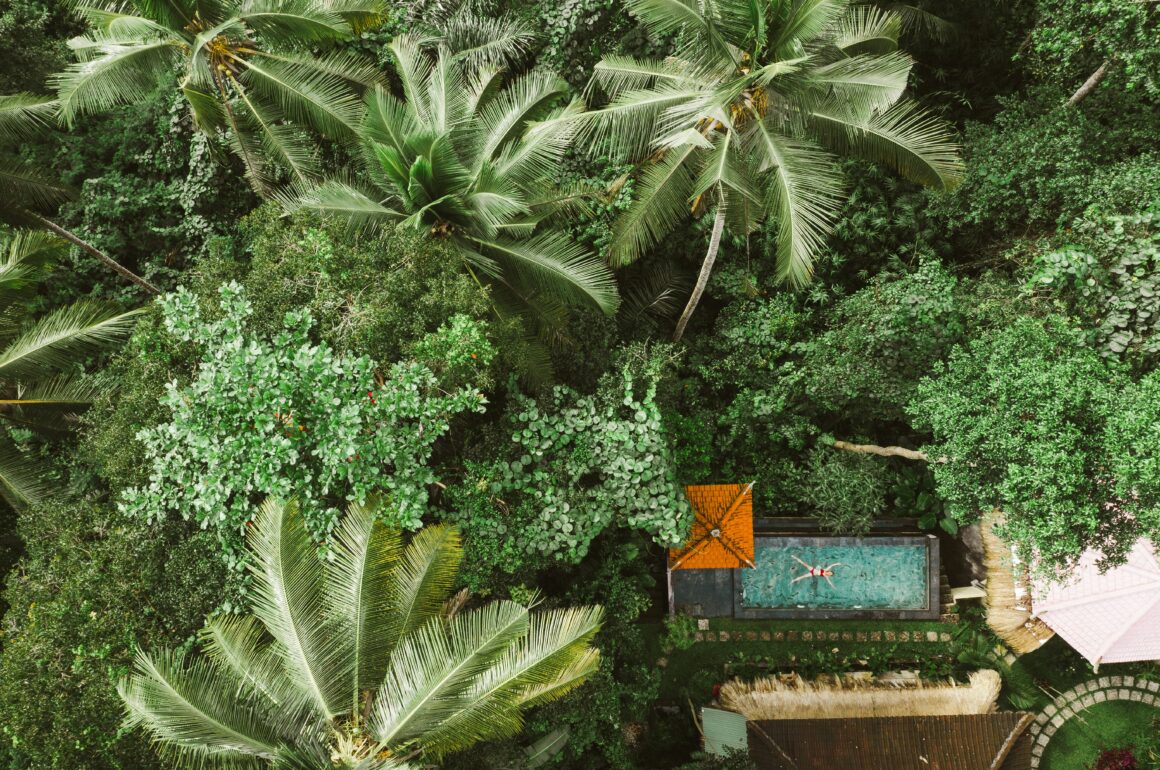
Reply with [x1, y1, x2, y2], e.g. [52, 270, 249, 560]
[669, 483, 755, 570]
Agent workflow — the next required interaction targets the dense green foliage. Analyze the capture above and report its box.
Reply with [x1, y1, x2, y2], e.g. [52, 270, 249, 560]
[122, 283, 493, 573]
[0, 0, 1158, 765]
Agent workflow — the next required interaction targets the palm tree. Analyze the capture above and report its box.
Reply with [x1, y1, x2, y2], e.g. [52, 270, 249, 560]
[0, 93, 160, 293]
[287, 37, 620, 318]
[119, 496, 603, 768]
[51, 0, 385, 192]
[0, 229, 143, 506]
[565, 0, 963, 340]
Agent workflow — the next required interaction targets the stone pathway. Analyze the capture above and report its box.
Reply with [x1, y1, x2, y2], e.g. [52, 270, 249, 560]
[1029, 675, 1160, 768]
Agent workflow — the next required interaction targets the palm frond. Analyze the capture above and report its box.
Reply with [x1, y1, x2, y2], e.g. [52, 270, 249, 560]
[385, 525, 462, 654]
[807, 51, 912, 115]
[0, 432, 49, 507]
[7, 371, 106, 407]
[0, 302, 143, 381]
[234, 0, 352, 43]
[809, 98, 962, 187]
[327, 497, 402, 713]
[475, 70, 568, 167]
[118, 647, 283, 768]
[607, 143, 700, 267]
[370, 601, 530, 753]
[746, 123, 843, 286]
[247, 497, 349, 721]
[389, 35, 435, 127]
[238, 56, 364, 136]
[878, 2, 955, 43]
[363, 85, 422, 152]
[464, 232, 620, 314]
[0, 94, 58, 140]
[620, 261, 688, 322]
[281, 180, 404, 231]
[0, 230, 62, 291]
[228, 83, 321, 186]
[573, 86, 708, 161]
[769, 0, 849, 57]
[436, 10, 536, 72]
[589, 56, 694, 99]
[424, 48, 467, 134]
[416, 606, 602, 755]
[0, 161, 73, 222]
[828, 3, 900, 54]
[54, 39, 179, 124]
[200, 614, 293, 709]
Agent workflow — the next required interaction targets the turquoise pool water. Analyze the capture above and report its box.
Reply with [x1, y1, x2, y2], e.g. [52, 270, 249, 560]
[740, 539, 929, 610]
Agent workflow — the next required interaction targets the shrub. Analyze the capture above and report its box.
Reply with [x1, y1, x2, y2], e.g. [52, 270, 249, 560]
[802, 449, 889, 535]
[448, 344, 691, 572]
[0, 501, 227, 770]
[1093, 748, 1138, 770]
[121, 283, 493, 574]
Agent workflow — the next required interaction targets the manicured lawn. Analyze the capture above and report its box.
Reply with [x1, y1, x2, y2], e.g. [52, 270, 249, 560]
[1040, 701, 1160, 770]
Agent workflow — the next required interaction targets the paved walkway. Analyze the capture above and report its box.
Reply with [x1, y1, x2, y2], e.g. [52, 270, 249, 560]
[1028, 675, 1160, 768]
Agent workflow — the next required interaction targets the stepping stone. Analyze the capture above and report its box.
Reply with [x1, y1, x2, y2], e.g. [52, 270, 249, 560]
[1110, 676, 1124, 687]
[1148, 681, 1159, 693]
[1034, 712, 1049, 726]
[1046, 723, 1059, 736]
[746, 631, 757, 641]
[697, 619, 710, 630]
[761, 631, 771, 641]
[1094, 691, 1107, 702]
[1130, 691, 1143, 702]
[802, 631, 813, 641]
[899, 632, 910, 642]
[1119, 689, 1132, 700]
[1043, 704, 1057, 716]
[788, 631, 800, 641]
[694, 632, 704, 642]
[1050, 715, 1064, 728]
[1032, 744, 1045, 758]
[871, 631, 882, 641]
[939, 632, 951, 642]
[1037, 733, 1050, 746]
[719, 632, 730, 642]
[885, 631, 896, 641]
[841, 632, 853, 641]
[1124, 676, 1135, 688]
[926, 631, 938, 642]
[856, 632, 867, 642]
[1099, 677, 1112, 688]
[828, 632, 840, 641]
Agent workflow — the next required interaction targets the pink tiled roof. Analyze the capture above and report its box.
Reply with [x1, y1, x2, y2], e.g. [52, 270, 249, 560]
[1032, 540, 1160, 666]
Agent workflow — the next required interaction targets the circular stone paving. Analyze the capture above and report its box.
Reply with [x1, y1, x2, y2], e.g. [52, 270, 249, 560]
[1028, 675, 1160, 769]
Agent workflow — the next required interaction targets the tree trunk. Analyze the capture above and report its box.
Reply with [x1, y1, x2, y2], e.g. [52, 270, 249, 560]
[1068, 60, 1110, 106]
[672, 204, 727, 343]
[26, 211, 161, 295]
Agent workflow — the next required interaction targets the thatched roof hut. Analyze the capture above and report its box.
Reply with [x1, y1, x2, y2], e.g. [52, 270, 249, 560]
[980, 513, 1054, 654]
[719, 670, 1003, 720]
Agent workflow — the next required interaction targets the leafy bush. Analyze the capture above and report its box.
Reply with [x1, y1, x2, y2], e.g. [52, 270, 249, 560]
[801, 259, 965, 422]
[0, 501, 227, 770]
[908, 316, 1155, 569]
[449, 344, 691, 573]
[1025, 211, 1160, 367]
[121, 283, 493, 573]
[931, 90, 1160, 242]
[802, 449, 889, 535]
[663, 612, 698, 652]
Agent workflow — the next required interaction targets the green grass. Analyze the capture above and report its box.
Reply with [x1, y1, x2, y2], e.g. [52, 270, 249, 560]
[1040, 701, 1160, 770]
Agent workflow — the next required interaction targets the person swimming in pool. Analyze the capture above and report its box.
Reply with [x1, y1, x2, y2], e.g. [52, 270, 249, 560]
[790, 555, 842, 588]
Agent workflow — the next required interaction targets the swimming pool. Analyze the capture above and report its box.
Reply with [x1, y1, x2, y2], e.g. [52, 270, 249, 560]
[741, 538, 929, 610]
[733, 536, 939, 619]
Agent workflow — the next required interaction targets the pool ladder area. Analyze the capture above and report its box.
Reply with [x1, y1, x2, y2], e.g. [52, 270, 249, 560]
[939, 567, 959, 623]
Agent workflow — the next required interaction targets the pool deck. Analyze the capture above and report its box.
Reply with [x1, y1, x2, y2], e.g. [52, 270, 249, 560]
[671, 520, 942, 621]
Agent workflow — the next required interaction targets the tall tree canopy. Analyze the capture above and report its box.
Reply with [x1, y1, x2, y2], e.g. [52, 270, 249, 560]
[568, 0, 962, 338]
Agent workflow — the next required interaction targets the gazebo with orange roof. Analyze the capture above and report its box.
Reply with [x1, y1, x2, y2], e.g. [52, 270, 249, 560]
[669, 483, 756, 571]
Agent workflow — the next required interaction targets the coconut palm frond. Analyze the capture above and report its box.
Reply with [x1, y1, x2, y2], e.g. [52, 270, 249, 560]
[476, 70, 569, 166]
[0, 230, 62, 292]
[0, 160, 73, 222]
[878, 2, 955, 43]
[54, 39, 181, 125]
[830, 3, 901, 54]
[436, 10, 536, 72]
[0, 94, 58, 140]
[747, 124, 844, 287]
[769, 0, 850, 57]
[7, 371, 107, 407]
[282, 180, 404, 231]
[807, 51, 912, 115]
[809, 98, 963, 188]
[607, 143, 700, 267]
[239, 56, 365, 137]
[0, 302, 144, 380]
